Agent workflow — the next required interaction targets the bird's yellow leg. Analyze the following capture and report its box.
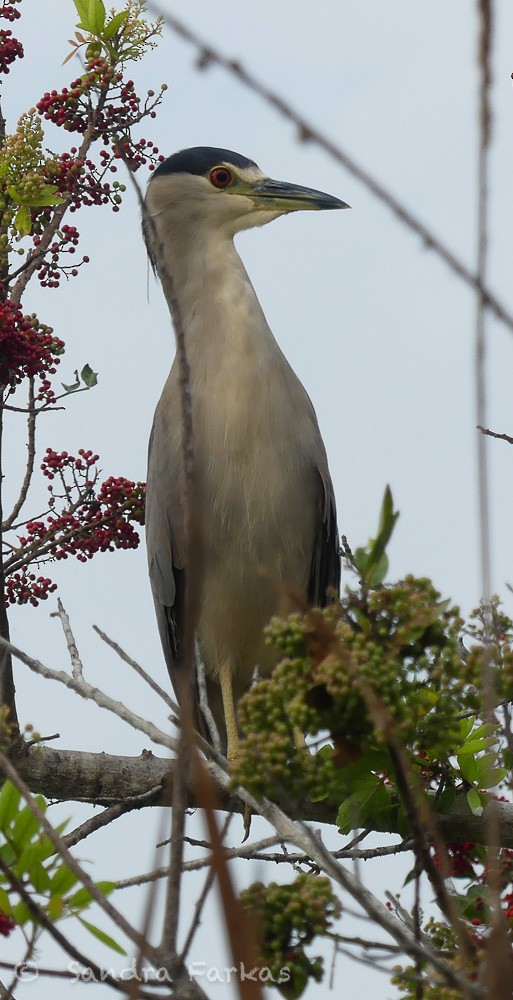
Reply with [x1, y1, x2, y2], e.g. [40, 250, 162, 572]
[219, 661, 240, 762]
[293, 727, 307, 751]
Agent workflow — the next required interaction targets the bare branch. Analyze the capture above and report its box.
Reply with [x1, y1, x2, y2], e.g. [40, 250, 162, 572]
[477, 424, 513, 445]
[0, 633, 177, 752]
[51, 599, 83, 680]
[2, 378, 37, 531]
[93, 624, 177, 712]
[63, 786, 163, 849]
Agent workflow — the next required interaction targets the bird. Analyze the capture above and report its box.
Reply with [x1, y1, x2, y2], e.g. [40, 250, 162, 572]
[143, 147, 347, 760]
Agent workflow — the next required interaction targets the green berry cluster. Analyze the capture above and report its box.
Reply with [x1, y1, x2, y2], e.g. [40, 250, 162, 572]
[0, 111, 62, 251]
[240, 874, 341, 999]
[392, 917, 479, 1000]
[232, 576, 482, 802]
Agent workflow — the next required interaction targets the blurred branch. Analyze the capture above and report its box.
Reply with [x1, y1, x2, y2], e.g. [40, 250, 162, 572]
[151, 5, 513, 339]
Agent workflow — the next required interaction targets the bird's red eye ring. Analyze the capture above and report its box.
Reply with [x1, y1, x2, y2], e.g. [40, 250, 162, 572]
[209, 166, 232, 189]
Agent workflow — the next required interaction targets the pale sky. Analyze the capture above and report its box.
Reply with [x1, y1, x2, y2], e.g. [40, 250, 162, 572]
[5, 2, 513, 997]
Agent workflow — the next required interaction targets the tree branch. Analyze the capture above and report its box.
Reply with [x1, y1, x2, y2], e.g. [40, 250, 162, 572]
[11, 743, 513, 851]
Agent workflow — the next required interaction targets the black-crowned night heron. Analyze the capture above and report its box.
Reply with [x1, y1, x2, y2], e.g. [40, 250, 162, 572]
[144, 147, 347, 759]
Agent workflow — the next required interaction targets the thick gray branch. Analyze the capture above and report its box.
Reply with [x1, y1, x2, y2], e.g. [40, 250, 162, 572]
[12, 745, 513, 849]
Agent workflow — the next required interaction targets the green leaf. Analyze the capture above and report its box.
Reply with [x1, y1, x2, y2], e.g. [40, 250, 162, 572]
[30, 862, 51, 893]
[353, 486, 399, 585]
[466, 788, 484, 816]
[0, 781, 21, 831]
[88, 0, 106, 34]
[68, 885, 94, 909]
[0, 887, 12, 915]
[469, 753, 503, 789]
[73, 0, 90, 26]
[67, 880, 114, 910]
[103, 10, 128, 39]
[458, 737, 498, 755]
[12, 799, 45, 848]
[48, 894, 64, 921]
[365, 552, 389, 587]
[14, 205, 31, 237]
[456, 753, 477, 784]
[14, 842, 45, 876]
[336, 780, 391, 835]
[457, 716, 476, 741]
[7, 184, 64, 208]
[12, 899, 32, 925]
[61, 371, 81, 393]
[435, 787, 456, 814]
[81, 363, 98, 388]
[50, 864, 79, 895]
[0, 842, 17, 868]
[74, 0, 105, 34]
[62, 365, 98, 393]
[77, 916, 127, 955]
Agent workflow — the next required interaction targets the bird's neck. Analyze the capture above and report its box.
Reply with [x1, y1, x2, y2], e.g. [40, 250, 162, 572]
[160, 227, 277, 371]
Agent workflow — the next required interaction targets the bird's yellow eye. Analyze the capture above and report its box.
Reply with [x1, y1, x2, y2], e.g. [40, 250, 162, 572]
[209, 166, 232, 189]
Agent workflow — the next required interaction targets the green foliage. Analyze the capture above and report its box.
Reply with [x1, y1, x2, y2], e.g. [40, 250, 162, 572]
[232, 488, 513, 840]
[61, 362, 98, 393]
[0, 111, 63, 247]
[70, 0, 163, 65]
[233, 573, 469, 808]
[0, 781, 124, 953]
[240, 874, 341, 999]
[354, 484, 399, 586]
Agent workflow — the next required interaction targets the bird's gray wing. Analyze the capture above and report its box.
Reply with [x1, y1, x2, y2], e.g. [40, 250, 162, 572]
[308, 465, 340, 608]
[146, 398, 205, 732]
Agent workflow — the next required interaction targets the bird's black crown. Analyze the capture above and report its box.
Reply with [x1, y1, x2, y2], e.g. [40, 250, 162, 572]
[152, 146, 258, 179]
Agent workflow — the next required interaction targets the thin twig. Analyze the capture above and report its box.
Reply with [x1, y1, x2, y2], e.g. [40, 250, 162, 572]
[0, 856, 154, 998]
[92, 624, 177, 712]
[2, 378, 36, 531]
[477, 425, 513, 445]
[150, 6, 513, 339]
[51, 599, 83, 680]
[63, 786, 163, 849]
[0, 633, 177, 752]
[180, 814, 233, 962]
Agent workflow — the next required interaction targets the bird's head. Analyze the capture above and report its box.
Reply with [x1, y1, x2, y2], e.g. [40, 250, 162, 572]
[143, 146, 348, 265]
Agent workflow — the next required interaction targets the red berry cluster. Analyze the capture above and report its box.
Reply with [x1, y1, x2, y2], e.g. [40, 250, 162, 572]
[36, 60, 164, 212]
[37, 60, 117, 134]
[33, 224, 89, 288]
[444, 846, 513, 937]
[0, 910, 15, 937]
[6, 449, 146, 606]
[41, 446, 99, 488]
[0, 300, 64, 401]
[0, 4, 21, 22]
[435, 840, 478, 879]
[0, 27, 22, 73]
[5, 570, 56, 607]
